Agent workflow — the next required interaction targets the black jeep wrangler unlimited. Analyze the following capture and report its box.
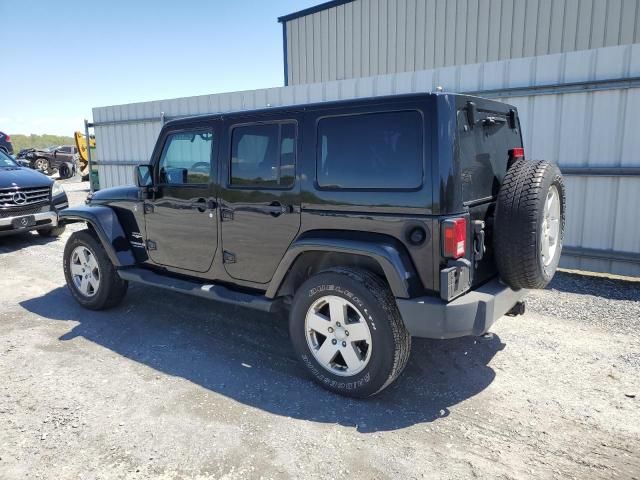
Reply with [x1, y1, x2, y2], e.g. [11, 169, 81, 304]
[60, 93, 565, 398]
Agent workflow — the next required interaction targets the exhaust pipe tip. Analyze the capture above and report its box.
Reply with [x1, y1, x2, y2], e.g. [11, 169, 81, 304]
[506, 301, 526, 317]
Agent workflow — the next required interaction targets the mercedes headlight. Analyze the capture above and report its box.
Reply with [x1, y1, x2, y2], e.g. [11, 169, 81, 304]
[51, 181, 65, 197]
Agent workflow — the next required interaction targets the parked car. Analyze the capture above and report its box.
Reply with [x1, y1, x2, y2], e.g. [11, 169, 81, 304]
[0, 149, 68, 237]
[59, 92, 566, 398]
[17, 145, 78, 178]
[0, 131, 13, 155]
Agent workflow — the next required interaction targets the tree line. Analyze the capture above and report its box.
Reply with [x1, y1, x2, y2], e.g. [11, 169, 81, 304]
[11, 134, 75, 153]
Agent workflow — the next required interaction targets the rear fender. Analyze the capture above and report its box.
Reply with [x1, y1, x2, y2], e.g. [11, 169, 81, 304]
[59, 205, 135, 267]
[266, 235, 421, 299]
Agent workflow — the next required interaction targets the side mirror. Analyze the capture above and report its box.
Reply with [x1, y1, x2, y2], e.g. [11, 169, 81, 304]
[136, 164, 153, 187]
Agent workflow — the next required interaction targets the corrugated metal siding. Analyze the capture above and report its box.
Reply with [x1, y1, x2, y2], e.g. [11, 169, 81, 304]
[93, 43, 640, 277]
[284, 0, 640, 85]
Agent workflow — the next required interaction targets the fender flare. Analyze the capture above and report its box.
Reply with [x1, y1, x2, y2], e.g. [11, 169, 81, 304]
[59, 205, 135, 267]
[266, 236, 420, 299]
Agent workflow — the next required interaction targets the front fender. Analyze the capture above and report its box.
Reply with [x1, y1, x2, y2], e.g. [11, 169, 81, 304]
[59, 205, 135, 267]
[266, 236, 419, 299]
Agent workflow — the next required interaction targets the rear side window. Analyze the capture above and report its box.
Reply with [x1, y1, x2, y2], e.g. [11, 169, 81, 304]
[230, 122, 296, 188]
[457, 109, 522, 202]
[316, 111, 423, 189]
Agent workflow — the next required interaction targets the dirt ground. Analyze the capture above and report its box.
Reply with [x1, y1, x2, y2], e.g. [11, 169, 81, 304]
[0, 181, 639, 480]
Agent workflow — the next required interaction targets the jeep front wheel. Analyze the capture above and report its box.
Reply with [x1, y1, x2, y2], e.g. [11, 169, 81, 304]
[289, 267, 411, 398]
[63, 229, 128, 310]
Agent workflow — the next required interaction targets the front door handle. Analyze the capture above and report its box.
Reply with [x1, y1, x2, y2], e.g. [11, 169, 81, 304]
[191, 198, 207, 213]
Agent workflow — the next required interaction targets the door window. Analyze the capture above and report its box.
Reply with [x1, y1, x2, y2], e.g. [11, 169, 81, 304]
[159, 130, 213, 185]
[230, 122, 296, 188]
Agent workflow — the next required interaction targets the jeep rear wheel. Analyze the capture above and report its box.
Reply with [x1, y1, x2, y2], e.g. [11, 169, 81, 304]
[63, 229, 128, 310]
[494, 159, 566, 289]
[289, 267, 411, 398]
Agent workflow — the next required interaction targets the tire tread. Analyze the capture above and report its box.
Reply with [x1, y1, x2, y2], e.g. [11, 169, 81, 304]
[494, 159, 566, 289]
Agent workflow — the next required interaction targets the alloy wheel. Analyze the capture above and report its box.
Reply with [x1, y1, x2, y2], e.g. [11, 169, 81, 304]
[70, 246, 100, 297]
[304, 295, 373, 377]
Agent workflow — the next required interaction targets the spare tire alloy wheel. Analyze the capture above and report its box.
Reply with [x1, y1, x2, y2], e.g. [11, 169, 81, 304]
[70, 246, 100, 297]
[541, 185, 561, 268]
[494, 159, 566, 289]
[305, 295, 373, 377]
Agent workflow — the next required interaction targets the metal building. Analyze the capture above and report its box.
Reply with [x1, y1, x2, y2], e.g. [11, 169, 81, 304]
[279, 0, 640, 85]
[93, 0, 640, 277]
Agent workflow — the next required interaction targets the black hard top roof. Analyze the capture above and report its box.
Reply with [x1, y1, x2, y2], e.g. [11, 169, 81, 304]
[164, 91, 445, 127]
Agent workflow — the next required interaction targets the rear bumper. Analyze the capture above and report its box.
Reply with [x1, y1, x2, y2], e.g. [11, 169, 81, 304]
[0, 210, 58, 236]
[396, 278, 526, 339]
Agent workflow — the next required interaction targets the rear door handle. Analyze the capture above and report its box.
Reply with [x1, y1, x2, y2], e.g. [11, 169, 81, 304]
[266, 201, 291, 217]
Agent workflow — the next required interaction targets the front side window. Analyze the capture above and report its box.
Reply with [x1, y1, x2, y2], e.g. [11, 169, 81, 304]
[317, 111, 423, 189]
[230, 122, 296, 188]
[158, 130, 213, 185]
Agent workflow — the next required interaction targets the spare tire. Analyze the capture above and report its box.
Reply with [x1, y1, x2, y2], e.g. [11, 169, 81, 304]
[494, 159, 566, 289]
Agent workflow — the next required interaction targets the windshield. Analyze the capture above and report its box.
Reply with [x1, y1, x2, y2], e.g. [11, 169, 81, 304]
[0, 150, 18, 167]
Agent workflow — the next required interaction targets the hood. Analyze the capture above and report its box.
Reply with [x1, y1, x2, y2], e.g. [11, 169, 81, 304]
[90, 185, 140, 202]
[0, 167, 53, 189]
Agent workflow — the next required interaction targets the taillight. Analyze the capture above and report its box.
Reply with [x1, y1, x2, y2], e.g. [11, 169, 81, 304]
[509, 147, 524, 160]
[442, 218, 467, 259]
[4, 134, 10, 142]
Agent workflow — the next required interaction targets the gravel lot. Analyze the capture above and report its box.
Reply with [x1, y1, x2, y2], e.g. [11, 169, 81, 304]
[0, 180, 638, 479]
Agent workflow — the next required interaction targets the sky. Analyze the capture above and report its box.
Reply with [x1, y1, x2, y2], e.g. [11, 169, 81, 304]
[0, 0, 319, 136]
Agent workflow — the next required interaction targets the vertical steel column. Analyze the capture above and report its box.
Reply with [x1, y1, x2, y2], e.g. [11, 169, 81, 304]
[84, 119, 93, 193]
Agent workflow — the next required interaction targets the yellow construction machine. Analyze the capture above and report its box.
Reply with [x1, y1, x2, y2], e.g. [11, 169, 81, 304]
[74, 131, 96, 183]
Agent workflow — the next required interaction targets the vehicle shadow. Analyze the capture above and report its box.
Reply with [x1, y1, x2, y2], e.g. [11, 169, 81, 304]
[20, 285, 505, 433]
[0, 231, 58, 253]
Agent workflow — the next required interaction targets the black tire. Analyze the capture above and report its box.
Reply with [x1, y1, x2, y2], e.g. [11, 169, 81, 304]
[289, 267, 411, 398]
[63, 229, 128, 310]
[37, 225, 66, 237]
[58, 162, 72, 179]
[494, 159, 566, 289]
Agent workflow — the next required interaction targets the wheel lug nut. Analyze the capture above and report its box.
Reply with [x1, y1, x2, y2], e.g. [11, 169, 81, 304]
[328, 327, 334, 333]
[345, 330, 349, 336]
[342, 341, 347, 347]
[336, 322, 341, 327]
[331, 339, 337, 345]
